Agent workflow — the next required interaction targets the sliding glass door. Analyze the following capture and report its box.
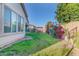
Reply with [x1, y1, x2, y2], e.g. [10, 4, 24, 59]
[4, 6, 25, 33]
[21, 17, 24, 32]
[18, 15, 21, 32]
[4, 6, 11, 33]
[11, 12, 17, 32]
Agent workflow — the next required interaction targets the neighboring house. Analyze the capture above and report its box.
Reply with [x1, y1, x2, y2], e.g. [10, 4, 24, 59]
[0, 3, 29, 38]
[28, 24, 36, 32]
[42, 26, 47, 33]
[36, 27, 43, 32]
[36, 27, 46, 32]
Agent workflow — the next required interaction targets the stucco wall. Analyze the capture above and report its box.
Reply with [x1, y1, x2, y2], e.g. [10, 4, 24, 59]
[4, 3, 27, 33]
[0, 3, 27, 35]
[0, 4, 3, 34]
[4, 3, 26, 20]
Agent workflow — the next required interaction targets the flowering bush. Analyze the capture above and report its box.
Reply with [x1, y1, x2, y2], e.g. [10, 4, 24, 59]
[46, 21, 65, 40]
[55, 25, 65, 40]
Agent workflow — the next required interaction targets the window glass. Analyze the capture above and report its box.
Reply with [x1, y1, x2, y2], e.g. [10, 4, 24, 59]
[11, 11, 17, 32]
[18, 15, 21, 32]
[4, 6, 25, 33]
[21, 17, 24, 32]
[4, 6, 11, 33]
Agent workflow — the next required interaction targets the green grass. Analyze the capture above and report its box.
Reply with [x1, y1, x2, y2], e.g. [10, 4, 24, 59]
[0, 32, 58, 56]
[33, 40, 70, 56]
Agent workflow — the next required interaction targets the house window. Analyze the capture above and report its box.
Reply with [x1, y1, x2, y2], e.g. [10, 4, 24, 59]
[4, 6, 11, 33]
[18, 15, 21, 32]
[4, 6, 25, 33]
[11, 11, 17, 32]
[21, 17, 24, 32]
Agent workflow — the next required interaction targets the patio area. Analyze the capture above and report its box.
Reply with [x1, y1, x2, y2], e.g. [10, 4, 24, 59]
[0, 33, 25, 49]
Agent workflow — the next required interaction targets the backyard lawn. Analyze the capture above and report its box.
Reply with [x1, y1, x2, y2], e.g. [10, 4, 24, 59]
[0, 32, 58, 56]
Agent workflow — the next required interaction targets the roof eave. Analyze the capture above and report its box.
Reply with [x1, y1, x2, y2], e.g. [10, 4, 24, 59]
[20, 3, 29, 23]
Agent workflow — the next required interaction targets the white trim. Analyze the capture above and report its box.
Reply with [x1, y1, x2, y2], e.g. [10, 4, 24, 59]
[23, 18, 25, 32]
[16, 13, 18, 32]
[2, 4, 4, 33]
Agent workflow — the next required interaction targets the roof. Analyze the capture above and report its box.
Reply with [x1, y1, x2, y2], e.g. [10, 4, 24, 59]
[20, 3, 29, 24]
[29, 24, 36, 27]
[36, 27, 43, 28]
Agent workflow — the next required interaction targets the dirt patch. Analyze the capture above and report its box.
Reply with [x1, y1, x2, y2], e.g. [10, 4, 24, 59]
[64, 21, 79, 31]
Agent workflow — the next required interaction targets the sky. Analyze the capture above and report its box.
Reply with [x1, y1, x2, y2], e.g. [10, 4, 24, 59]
[24, 3, 58, 27]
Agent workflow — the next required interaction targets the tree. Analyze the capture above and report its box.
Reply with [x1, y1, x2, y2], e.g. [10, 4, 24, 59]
[46, 21, 53, 34]
[56, 3, 79, 23]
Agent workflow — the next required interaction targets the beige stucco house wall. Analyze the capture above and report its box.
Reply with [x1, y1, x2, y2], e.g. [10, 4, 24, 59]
[0, 3, 29, 37]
